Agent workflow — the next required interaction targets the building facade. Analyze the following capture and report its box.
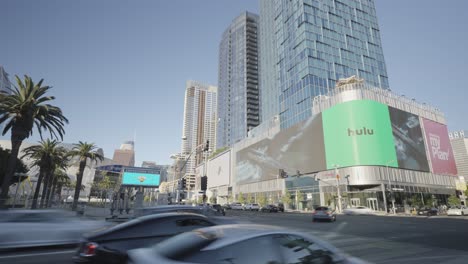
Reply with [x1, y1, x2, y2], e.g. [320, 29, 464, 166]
[261, 0, 389, 129]
[197, 80, 458, 212]
[181, 81, 217, 179]
[112, 141, 135, 167]
[217, 12, 260, 148]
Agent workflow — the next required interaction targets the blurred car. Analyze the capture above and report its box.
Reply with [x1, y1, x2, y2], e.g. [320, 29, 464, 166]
[127, 224, 368, 264]
[417, 207, 439, 216]
[260, 204, 278, 213]
[313, 206, 337, 222]
[243, 203, 260, 211]
[343, 206, 375, 215]
[136, 205, 224, 218]
[211, 204, 226, 216]
[0, 209, 109, 251]
[230, 203, 244, 210]
[276, 203, 285, 212]
[73, 212, 216, 264]
[447, 206, 468, 216]
[222, 204, 231, 210]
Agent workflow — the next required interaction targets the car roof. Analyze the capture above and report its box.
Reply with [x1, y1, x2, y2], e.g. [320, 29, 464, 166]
[190, 224, 336, 250]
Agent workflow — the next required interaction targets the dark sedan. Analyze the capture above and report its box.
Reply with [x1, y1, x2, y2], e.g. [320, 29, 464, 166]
[417, 207, 439, 216]
[313, 206, 337, 222]
[260, 204, 278, 213]
[73, 212, 216, 264]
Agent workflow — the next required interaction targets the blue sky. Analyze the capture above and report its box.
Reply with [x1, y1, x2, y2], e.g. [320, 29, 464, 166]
[1, 0, 467, 166]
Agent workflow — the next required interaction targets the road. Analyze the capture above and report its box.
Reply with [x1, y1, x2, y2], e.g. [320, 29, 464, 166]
[227, 210, 468, 264]
[2, 211, 468, 264]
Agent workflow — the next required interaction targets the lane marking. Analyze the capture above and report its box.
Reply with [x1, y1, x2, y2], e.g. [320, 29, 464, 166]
[0, 250, 75, 259]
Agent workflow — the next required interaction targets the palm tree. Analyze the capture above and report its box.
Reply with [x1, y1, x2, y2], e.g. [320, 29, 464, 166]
[46, 169, 69, 208]
[69, 142, 103, 211]
[22, 139, 69, 209]
[0, 76, 68, 208]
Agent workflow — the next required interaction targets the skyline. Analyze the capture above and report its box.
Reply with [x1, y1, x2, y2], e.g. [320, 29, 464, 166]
[1, 0, 468, 166]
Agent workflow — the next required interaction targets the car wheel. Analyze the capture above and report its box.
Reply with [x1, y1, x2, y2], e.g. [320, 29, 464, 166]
[462, 211, 465, 216]
[333, 216, 337, 222]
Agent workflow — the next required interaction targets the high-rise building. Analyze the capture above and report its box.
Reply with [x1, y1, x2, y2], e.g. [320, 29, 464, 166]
[260, 0, 389, 128]
[0, 66, 11, 94]
[217, 12, 260, 148]
[112, 141, 135, 167]
[181, 81, 217, 177]
[449, 131, 468, 177]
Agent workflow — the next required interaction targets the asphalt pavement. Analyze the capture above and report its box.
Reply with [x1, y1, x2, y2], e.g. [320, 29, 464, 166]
[226, 210, 468, 264]
[2, 209, 468, 264]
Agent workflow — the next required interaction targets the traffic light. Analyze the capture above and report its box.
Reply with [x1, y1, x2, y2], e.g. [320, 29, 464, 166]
[181, 178, 187, 189]
[279, 169, 288, 178]
[204, 140, 210, 151]
[201, 176, 208, 191]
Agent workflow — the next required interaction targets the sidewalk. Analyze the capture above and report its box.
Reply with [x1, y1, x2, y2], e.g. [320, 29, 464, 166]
[285, 209, 468, 219]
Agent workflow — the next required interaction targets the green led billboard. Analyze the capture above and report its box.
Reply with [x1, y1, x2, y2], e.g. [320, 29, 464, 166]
[322, 100, 398, 169]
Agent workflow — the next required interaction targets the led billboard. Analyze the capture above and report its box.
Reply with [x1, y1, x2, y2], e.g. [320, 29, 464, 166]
[236, 114, 326, 185]
[122, 172, 160, 187]
[421, 118, 457, 175]
[322, 100, 398, 169]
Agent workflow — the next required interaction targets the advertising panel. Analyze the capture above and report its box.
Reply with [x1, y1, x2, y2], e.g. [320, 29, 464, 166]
[122, 172, 160, 187]
[322, 100, 398, 169]
[236, 114, 326, 185]
[388, 107, 430, 171]
[207, 150, 231, 188]
[421, 118, 457, 175]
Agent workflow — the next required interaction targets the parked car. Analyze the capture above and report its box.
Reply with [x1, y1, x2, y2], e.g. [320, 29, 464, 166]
[230, 203, 244, 210]
[243, 203, 260, 211]
[417, 207, 439, 216]
[222, 204, 231, 210]
[276, 203, 285, 212]
[260, 204, 278, 213]
[0, 209, 109, 251]
[313, 206, 337, 222]
[127, 224, 367, 264]
[447, 206, 468, 216]
[73, 212, 217, 264]
[211, 204, 226, 216]
[343, 206, 375, 215]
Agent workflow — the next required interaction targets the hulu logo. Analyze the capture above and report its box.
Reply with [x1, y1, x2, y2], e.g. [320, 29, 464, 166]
[347, 127, 374, 136]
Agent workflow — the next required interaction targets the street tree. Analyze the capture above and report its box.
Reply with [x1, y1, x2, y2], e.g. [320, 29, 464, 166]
[0, 76, 68, 208]
[69, 142, 103, 211]
[447, 195, 461, 206]
[257, 193, 267, 207]
[281, 190, 292, 207]
[22, 139, 69, 209]
[238, 192, 245, 204]
[246, 193, 253, 204]
[209, 196, 217, 204]
[0, 147, 28, 187]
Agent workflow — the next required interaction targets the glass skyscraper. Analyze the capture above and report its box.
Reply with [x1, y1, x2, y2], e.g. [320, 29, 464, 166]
[260, 0, 389, 128]
[217, 12, 260, 149]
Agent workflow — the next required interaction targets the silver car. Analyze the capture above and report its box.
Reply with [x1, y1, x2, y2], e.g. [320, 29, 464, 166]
[0, 209, 109, 251]
[127, 224, 368, 264]
[313, 206, 337, 222]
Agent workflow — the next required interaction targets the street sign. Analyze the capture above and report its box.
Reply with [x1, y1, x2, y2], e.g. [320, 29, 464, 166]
[392, 188, 404, 191]
[307, 193, 312, 199]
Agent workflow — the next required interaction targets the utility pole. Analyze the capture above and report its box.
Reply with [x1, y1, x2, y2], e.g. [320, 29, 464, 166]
[334, 165, 342, 213]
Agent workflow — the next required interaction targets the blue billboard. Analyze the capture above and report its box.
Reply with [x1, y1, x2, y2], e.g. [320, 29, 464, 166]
[122, 172, 160, 187]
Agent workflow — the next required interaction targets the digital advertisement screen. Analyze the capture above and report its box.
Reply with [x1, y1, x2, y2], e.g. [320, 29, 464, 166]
[322, 100, 398, 169]
[421, 118, 457, 175]
[235, 114, 326, 185]
[388, 107, 430, 171]
[122, 172, 160, 187]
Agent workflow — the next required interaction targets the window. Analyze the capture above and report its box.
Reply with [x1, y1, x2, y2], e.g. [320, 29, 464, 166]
[274, 234, 338, 264]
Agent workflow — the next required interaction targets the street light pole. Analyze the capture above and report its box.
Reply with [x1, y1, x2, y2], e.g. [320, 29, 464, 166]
[386, 160, 396, 215]
[334, 165, 342, 214]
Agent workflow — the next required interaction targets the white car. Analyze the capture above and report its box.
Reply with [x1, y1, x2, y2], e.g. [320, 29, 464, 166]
[447, 206, 468, 216]
[243, 203, 260, 211]
[343, 206, 375, 215]
[230, 203, 244, 210]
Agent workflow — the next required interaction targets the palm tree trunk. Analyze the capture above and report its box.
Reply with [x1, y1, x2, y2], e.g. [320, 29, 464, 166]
[40, 172, 51, 208]
[31, 171, 45, 209]
[47, 177, 58, 208]
[72, 159, 86, 211]
[0, 138, 23, 209]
